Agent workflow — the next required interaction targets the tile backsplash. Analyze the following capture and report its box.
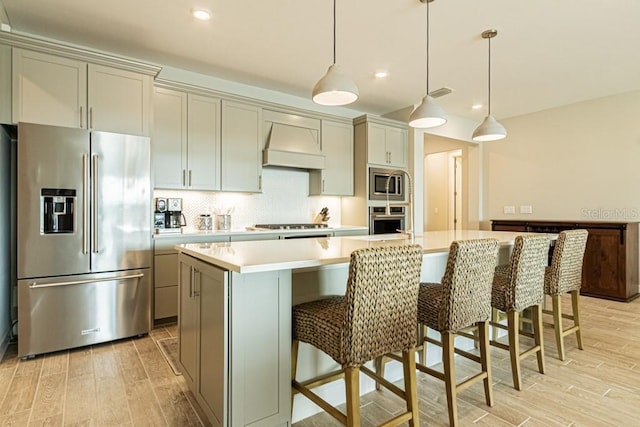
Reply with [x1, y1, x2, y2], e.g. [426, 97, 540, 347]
[154, 168, 342, 231]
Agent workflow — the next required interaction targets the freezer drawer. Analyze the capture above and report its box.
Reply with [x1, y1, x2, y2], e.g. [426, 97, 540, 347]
[18, 269, 151, 358]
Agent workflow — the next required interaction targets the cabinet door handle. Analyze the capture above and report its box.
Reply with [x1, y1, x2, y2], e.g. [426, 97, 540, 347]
[322, 179, 325, 193]
[188, 170, 192, 187]
[80, 106, 83, 128]
[89, 107, 93, 129]
[258, 175, 262, 190]
[182, 169, 186, 187]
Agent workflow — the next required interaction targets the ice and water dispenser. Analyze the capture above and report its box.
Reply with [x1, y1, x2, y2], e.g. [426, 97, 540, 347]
[40, 188, 76, 234]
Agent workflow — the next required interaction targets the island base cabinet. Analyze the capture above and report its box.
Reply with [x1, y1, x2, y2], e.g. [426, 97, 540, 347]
[178, 254, 292, 427]
[178, 254, 228, 427]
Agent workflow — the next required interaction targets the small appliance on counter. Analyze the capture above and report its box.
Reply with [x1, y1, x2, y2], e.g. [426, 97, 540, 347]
[154, 197, 186, 234]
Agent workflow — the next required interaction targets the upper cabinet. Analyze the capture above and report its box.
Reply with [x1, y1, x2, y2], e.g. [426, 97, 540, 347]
[0, 45, 11, 124]
[220, 100, 262, 192]
[153, 86, 221, 191]
[11, 48, 153, 136]
[309, 119, 353, 196]
[361, 119, 408, 169]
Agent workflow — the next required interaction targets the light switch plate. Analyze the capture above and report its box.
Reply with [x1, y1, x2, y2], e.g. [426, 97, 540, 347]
[520, 205, 533, 214]
[503, 206, 516, 214]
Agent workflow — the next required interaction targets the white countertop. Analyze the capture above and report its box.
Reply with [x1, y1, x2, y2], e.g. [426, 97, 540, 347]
[175, 230, 540, 274]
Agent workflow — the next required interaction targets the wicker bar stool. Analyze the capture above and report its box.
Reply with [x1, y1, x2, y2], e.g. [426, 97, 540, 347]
[416, 239, 499, 427]
[291, 244, 423, 427]
[543, 229, 588, 361]
[490, 234, 551, 390]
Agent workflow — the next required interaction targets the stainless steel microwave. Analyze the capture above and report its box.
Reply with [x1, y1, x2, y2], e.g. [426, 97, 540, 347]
[369, 167, 405, 201]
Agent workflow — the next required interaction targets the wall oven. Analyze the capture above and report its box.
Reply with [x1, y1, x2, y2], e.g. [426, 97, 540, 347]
[369, 206, 406, 234]
[369, 167, 405, 201]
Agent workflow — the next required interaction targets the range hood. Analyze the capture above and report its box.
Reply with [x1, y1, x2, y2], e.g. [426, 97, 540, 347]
[263, 116, 325, 170]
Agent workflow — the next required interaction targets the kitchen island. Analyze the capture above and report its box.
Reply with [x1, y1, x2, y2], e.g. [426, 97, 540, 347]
[174, 230, 527, 427]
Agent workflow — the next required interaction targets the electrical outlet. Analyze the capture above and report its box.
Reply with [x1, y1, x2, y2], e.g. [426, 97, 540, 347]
[503, 206, 516, 214]
[520, 205, 533, 214]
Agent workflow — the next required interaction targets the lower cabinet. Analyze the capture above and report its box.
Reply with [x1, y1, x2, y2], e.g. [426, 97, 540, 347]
[178, 254, 227, 426]
[178, 253, 291, 427]
[153, 235, 229, 321]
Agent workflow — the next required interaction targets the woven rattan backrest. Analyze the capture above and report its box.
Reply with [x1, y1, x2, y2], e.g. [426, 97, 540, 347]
[506, 234, 551, 311]
[439, 239, 499, 332]
[547, 229, 588, 295]
[342, 244, 423, 366]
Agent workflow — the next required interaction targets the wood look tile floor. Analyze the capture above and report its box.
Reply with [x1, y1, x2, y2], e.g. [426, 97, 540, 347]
[0, 324, 205, 426]
[1, 295, 639, 426]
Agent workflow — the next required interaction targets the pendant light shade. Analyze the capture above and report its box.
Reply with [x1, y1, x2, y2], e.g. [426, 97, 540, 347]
[473, 29, 507, 142]
[409, 95, 447, 128]
[409, 0, 447, 129]
[472, 115, 507, 141]
[312, 64, 359, 106]
[312, 0, 358, 106]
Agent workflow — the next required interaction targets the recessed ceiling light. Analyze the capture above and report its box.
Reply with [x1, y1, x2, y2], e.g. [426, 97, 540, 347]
[374, 71, 388, 79]
[471, 104, 483, 110]
[191, 8, 211, 21]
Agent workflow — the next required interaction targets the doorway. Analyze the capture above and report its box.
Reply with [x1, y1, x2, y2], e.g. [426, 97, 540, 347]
[424, 148, 463, 231]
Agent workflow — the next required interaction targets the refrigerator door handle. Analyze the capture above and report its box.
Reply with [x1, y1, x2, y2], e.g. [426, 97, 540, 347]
[92, 154, 99, 253]
[29, 273, 144, 289]
[82, 153, 89, 254]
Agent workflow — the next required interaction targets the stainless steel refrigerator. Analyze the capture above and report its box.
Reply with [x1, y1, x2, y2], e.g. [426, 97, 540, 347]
[17, 122, 152, 358]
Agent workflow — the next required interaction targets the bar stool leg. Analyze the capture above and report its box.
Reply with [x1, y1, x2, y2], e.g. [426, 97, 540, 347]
[402, 348, 420, 427]
[344, 367, 361, 427]
[477, 320, 493, 406]
[532, 304, 545, 374]
[442, 331, 458, 427]
[507, 310, 522, 391]
[552, 294, 565, 360]
[571, 290, 584, 350]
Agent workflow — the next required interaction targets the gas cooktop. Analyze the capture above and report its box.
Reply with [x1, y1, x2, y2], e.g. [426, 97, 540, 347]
[253, 223, 329, 230]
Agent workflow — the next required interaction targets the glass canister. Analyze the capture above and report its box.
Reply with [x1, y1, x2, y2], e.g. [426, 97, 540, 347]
[216, 214, 231, 231]
[197, 214, 213, 231]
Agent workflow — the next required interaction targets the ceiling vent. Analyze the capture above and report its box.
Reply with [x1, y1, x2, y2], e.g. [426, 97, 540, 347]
[428, 87, 453, 98]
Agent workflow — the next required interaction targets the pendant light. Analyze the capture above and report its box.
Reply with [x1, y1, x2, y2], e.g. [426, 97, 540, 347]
[472, 29, 507, 141]
[312, 0, 358, 106]
[409, 0, 447, 128]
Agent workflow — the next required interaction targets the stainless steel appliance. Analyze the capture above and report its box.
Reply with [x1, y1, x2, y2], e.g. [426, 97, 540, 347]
[153, 197, 186, 234]
[369, 167, 405, 201]
[252, 223, 332, 238]
[369, 206, 406, 234]
[17, 122, 152, 358]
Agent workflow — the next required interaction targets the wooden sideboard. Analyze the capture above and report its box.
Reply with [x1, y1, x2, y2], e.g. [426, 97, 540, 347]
[491, 220, 639, 302]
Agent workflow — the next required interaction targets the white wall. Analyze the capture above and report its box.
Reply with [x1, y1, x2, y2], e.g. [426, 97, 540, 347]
[482, 91, 640, 227]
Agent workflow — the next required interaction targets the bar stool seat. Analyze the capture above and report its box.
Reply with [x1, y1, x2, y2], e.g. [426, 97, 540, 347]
[292, 244, 423, 427]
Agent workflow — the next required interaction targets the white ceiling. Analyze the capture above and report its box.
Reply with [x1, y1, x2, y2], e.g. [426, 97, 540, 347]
[2, 0, 640, 122]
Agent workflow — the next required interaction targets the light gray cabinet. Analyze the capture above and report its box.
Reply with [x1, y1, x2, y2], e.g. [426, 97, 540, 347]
[221, 100, 262, 192]
[365, 121, 408, 169]
[12, 48, 152, 136]
[0, 45, 12, 124]
[153, 87, 221, 190]
[178, 254, 228, 426]
[153, 235, 229, 321]
[310, 119, 354, 196]
[178, 253, 291, 427]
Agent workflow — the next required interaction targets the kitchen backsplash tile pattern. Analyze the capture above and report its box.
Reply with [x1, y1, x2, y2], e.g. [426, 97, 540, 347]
[154, 168, 342, 231]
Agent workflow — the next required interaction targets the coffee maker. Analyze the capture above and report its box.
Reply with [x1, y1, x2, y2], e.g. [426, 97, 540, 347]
[154, 198, 186, 234]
